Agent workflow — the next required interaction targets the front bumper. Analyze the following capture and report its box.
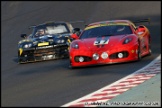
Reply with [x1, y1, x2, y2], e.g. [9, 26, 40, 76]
[18, 44, 69, 63]
[69, 44, 139, 67]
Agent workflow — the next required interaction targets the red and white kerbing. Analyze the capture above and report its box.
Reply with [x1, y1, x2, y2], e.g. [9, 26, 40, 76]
[62, 55, 161, 107]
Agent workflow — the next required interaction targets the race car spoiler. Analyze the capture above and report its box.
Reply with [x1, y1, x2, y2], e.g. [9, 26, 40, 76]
[69, 20, 85, 24]
[28, 20, 85, 29]
[132, 18, 150, 24]
[29, 25, 36, 29]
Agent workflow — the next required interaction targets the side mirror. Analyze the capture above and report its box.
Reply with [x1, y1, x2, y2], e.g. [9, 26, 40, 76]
[70, 33, 79, 40]
[20, 34, 27, 38]
[137, 31, 144, 35]
[136, 26, 145, 35]
[72, 28, 82, 36]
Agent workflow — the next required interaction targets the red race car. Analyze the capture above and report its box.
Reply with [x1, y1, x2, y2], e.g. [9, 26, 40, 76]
[69, 19, 152, 68]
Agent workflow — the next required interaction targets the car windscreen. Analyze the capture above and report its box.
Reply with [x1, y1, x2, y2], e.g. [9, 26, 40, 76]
[32, 23, 70, 37]
[80, 25, 133, 39]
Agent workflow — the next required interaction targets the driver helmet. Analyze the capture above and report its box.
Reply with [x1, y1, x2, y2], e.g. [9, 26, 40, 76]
[37, 29, 45, 36]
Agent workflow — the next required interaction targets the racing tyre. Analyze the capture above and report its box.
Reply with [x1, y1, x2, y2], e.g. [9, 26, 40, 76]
[148, 41, 152, 56]
[18, 51, 22, 64]
[18, 58, 22, 64]
[137, 44, 142, 61]
[18, 58, 27, 64]
[69, 65, 73, 69]
[18, 52, 27, 64]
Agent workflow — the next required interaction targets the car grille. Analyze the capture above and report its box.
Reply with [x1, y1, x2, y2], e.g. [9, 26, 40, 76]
[74, 56, 92, 62]
[21, 45, 68, 57]
[109, 51, 129, 59]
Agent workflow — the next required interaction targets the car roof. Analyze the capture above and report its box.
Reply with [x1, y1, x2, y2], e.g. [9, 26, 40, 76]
[87, 20, 132, 27]
[37, 21, 69, 27]
[28, 21, 70, 28]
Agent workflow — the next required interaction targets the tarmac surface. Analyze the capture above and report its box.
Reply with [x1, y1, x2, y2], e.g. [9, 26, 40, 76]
[1, 1, 161, 107]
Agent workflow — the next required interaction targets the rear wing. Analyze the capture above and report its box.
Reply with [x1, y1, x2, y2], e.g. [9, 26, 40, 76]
[28, 20, 86, 29]
[28, 25, 36, 29]
[132, 18, 150, 25]
[69, 20, 85, 24]
[68, 20, 86, 30]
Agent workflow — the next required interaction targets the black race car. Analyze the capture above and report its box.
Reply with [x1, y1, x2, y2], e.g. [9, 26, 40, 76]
[18, 21, 75, 63]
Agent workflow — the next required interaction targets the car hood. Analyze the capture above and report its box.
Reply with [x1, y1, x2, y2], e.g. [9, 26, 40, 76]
[18, 34, 70, 45]
[78, 34, 131, 51]
[33, 35, 55, 42]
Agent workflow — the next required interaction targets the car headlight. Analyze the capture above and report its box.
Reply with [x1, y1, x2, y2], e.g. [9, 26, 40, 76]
[118, 53, 123, 58]
[71, 42, 79, 49]
[101, 52, 108, 59]
[56, 39, 65, 43]
[57, 40, 61, 43]
[23, 43, 32, 48]
[93, 53, 99, 60]
[123, 38, 132, 44]
[78, 56, 84, 62]
[61, 39, 65, 43]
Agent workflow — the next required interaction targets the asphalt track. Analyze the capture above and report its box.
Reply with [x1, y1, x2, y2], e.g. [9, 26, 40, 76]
[1, 1, 161, 107]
